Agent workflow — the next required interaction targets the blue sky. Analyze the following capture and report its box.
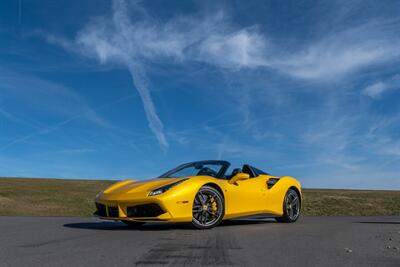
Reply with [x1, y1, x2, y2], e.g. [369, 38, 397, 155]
[1, 0, 400, 189]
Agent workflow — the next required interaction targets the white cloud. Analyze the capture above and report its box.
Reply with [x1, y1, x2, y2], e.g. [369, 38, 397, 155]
[197, 28, 269, 69]
[363, 82, 387, 98]
[70, 0, 271, 149]
[363, 74, 400, 98]
[72, 1, 400, 83]
[44, 0, 400, 153]
[276, 24, 400, 81]
[74, 0, 177, 150]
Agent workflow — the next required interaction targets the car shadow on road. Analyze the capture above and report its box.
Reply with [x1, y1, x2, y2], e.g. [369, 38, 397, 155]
[220, 219, 276, 227]
[63, 221, 191, 231]
[63, 218, 276, 231]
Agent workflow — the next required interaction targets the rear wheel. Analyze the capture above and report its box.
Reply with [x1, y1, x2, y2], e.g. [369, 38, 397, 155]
[276, 189, 300, 223]
[121, 220, 144, 228]
[192, 186, 224, 229]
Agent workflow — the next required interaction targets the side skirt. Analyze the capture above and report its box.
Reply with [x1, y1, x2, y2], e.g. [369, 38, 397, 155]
[224, 213, 278, 221]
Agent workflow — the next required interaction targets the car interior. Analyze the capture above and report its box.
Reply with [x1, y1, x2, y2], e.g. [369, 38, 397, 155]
[190, 162, 268, 180]
[197, 166, 218, 177]
[226, 164, 256, 179]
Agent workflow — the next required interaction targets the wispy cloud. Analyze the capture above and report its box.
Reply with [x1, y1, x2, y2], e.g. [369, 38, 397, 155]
[276, 21, 400, 81]
[0, 69, 110, 128]
[44, 0, 272, 150]
[0, 107, 41, 130]
[0, 71, 135, 152]
[300, 112, 363, 171]
[60, 148, 97, 154]
[41, 1, 400, 153]
[363, 74, 400, 98]
[68, 0, 276, 150]
[364, 115, 400, 157]
[196, 27, 269, 69]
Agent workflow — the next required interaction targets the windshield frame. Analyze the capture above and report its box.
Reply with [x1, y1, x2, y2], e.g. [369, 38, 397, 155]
[159, 160, 231, 179]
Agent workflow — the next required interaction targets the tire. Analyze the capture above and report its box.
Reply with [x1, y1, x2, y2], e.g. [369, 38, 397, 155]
[121, 220, 144, 228]
[276, 188, 301, 223]
[192, 186, 224, 229]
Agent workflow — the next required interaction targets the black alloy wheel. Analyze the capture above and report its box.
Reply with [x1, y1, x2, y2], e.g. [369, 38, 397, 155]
[276, 188, 301, 223]
[192, 186, 224, 229]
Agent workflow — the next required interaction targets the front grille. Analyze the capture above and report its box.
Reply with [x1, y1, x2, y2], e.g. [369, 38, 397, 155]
[127, 204, 165, 218]
[107, 206, 119, 217]
[95, 203, 107, 217]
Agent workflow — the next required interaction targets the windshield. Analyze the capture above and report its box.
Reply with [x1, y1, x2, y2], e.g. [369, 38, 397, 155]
[160, 160, 230, 179]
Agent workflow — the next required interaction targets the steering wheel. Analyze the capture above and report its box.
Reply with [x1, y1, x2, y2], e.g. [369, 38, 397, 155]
[197, 167, 217, 177]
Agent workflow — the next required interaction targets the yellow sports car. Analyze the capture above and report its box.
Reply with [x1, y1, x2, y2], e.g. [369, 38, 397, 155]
[94, 160, 301, 229]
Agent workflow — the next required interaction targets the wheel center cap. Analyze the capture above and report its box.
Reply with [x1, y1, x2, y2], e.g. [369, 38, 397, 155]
[203, 204, 208, 211]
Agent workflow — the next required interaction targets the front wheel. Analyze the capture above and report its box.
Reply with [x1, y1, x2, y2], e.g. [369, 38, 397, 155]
[192, 186, 224, 229]
[276, 188, 301, 223]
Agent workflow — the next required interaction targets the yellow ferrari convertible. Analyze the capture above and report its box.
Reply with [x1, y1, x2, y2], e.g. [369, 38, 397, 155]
[94, 160, 301, 229]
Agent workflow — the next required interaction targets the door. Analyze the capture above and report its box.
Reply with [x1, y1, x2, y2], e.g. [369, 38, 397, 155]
[223, 175, 268, 217]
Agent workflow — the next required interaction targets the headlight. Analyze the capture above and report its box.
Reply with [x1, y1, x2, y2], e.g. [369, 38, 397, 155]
[148, 179, 188, 196]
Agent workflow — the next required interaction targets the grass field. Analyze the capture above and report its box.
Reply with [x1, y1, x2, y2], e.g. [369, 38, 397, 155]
[0, 178, 399, 216]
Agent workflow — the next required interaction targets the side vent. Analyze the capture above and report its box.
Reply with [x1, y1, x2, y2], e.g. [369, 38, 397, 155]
[266, 178, 280, 189]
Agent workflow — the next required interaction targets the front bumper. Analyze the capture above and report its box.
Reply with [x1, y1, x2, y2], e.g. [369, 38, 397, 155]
[94, 201, 173, 221]
[94, 186, 195, 223]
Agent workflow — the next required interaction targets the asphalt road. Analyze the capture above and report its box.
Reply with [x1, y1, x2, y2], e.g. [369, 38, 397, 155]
[0, 216, 399, 267]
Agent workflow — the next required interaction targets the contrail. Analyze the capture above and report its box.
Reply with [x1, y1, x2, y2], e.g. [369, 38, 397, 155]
[127, 63, 169, 150]
[72, 0, 169, 150]
[47, 0, 270, 151]
[112, 0, 169, 150]
[0, 94, 135, 152]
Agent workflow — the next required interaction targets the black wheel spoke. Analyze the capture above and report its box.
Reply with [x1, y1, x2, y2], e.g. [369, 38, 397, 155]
[206, 210, 214, 218]
[193, 206, 203, 213]
[200, 193, 207, 205]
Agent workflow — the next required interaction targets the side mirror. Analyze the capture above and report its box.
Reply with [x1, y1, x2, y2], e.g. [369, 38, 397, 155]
[229, 173, 250, 185]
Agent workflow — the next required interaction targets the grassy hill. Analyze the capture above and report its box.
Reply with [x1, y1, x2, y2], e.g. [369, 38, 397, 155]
[0, 178, 399, 216]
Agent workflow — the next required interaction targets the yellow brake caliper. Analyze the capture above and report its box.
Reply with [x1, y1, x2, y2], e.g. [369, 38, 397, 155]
[210, 197, 217, 217]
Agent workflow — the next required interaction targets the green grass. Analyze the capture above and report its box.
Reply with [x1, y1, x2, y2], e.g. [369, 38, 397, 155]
[0, 178, 113, 216]
[0, 178, 399, 216]
[303, 189, 400, 216]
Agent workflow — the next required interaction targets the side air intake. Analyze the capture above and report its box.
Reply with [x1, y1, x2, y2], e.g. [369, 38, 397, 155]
[267, 178, 280, 189]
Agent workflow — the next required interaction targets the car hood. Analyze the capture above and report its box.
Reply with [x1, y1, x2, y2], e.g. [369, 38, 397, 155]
[100, 177, 186, 199]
